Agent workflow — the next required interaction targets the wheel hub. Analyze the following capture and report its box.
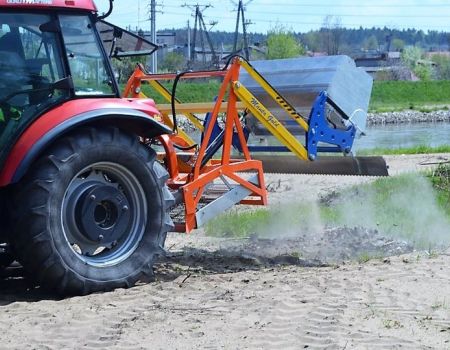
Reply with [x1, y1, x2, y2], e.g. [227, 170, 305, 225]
[76, 185, 131, 244]
[62, 164, 148, 267]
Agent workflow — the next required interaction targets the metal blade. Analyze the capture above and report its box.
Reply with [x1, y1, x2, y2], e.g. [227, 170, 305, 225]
[246, 155, 389, 176]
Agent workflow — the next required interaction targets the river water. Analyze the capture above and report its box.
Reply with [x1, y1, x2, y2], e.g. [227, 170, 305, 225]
[354, 122, 450, 151]
[187, 121, 449, 153]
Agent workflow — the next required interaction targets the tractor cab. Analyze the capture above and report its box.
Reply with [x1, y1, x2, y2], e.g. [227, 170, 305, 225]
[0, 1, 176, 296]
[0, 5, 156, 164]
[0, 10, 118, 157]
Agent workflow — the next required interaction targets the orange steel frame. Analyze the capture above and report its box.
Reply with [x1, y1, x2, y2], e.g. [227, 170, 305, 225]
[124, 59, 268, 233]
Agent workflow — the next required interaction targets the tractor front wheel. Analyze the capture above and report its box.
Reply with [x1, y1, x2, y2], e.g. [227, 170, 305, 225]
[11, 127, 173, 295]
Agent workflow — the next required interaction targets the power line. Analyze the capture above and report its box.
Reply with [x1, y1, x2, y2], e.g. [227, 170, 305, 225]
[161, 1, 450, 8]
[268, 3, 450, 8]
[154, 9, 450, 29]
[243, 11, 450, 19]
[160, 7, 450, 19]
[111, 2, 450, 31]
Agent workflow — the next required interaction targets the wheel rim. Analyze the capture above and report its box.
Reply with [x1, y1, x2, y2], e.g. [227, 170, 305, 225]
[61, 162, 148, 267]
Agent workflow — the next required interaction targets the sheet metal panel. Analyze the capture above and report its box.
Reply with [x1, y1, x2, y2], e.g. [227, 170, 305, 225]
[240, 55, 373, 133]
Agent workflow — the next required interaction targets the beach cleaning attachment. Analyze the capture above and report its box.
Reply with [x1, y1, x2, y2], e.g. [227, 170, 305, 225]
[126, 64, 268, 233]
[124, 56, 388, 176]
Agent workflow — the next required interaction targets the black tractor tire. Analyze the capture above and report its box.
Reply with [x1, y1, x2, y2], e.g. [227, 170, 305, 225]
[10, 127, 174, 295]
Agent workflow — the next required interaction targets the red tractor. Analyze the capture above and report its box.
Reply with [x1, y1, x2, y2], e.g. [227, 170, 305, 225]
[0, 0, 267, 295]
[0, 0, 179, 294]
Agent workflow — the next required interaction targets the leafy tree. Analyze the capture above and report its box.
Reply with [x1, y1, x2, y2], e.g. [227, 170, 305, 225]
[321, 16, 342, 55]
[266, 25, 305, 60]
[364, 35, 379, 50]
[392, 38, 405, 51]
[414, 64, 433, 81]
[160, 52, 185, 72]
[431, 55, 450, 80]
[303, 31, 321, 52]
[401, 46, 423, 69]
[401, 47, 432, 80]
[162, 26, 450, 55]
[415, 30, 426, 47]
[111, 56, 147, 84]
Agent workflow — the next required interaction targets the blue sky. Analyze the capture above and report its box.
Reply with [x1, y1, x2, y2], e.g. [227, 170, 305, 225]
[96, 0, 450, 33]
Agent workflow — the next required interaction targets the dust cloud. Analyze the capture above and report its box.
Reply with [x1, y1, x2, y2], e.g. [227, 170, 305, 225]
[249, 174, 449, 261]
[333, 174, 450, 248]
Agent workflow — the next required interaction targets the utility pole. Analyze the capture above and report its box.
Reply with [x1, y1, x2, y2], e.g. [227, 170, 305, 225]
[138, 0, 141, 29]
[187, 20, 191, 61]
[190, 5, 198, 64]
[232, 0, 241, 54]
[231, 0, 254, 60]
[183, 3, 218, 69]
[150, 0, 157, 73]
[240, 2, 250, 60]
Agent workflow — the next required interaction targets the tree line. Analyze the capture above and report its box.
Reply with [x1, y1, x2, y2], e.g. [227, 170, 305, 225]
[162, 25, 450, 55]
[114, 24, 450, 79]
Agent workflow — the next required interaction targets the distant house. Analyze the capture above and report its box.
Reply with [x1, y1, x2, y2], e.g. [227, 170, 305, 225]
[156, 32, 176, 47]
[132, 30, 178, 69]
[221, 45, 267, 62]
[354, 51, 410, 80]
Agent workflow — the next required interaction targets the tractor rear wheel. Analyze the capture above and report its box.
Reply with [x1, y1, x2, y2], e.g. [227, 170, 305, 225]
[11, 127, 174, 295]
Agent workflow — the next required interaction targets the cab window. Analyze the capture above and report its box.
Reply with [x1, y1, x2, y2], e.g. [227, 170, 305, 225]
[59, 15, 115, 96]
[0, 13, 66, 108]
[0, 12, 69, 163]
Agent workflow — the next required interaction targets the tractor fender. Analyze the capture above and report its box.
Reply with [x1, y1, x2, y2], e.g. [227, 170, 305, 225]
[0, 106, 172, 185]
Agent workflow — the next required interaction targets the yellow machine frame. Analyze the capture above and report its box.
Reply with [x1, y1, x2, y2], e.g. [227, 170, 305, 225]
[123, 58, 312, 161]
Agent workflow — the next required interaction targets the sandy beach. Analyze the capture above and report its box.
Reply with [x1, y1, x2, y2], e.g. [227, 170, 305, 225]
[0, 153, 449, 349]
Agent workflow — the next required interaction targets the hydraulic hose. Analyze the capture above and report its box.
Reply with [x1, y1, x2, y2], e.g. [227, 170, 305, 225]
[171, 70, 191, 133]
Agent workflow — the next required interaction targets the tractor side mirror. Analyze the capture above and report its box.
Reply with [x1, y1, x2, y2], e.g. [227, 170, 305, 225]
[97, 0, 114, 21]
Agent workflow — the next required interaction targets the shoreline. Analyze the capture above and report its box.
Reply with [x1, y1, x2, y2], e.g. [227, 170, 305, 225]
[176, 110, 450, 129]
[367, 109, 450, 125]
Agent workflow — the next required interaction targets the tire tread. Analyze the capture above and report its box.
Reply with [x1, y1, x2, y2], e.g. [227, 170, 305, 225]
[10, 127, 173, 295]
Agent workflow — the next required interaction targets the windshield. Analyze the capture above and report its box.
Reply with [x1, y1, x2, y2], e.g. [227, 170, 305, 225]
[60, 15, 115, 96]
[0, 12, 69, 162]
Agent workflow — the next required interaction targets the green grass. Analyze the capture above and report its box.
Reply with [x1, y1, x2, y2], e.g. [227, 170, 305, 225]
[140, 81, 223, 104]
[124, 78, 450, 113]
[206, 209, 272, 239]
[370, 80, 450, 112]
[320, 174, 450, 244]
[206, 202, 319, 239]
[430, 165, 450, 215]
[205, 169, 450, 248]
[357, 252, 373, 264]
[358, 145, 450, 156]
